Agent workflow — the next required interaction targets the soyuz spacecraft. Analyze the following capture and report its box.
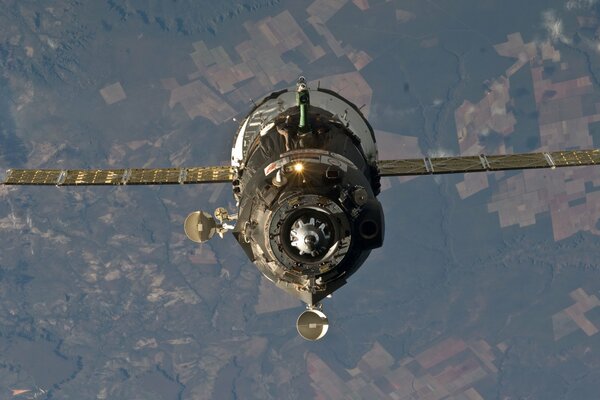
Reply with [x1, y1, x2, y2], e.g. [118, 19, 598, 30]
[4, 77, 600, 340]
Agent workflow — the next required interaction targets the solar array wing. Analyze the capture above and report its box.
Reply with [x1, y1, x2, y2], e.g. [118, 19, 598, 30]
[378, 149, 600, 176]
[2, 166, 234, 186]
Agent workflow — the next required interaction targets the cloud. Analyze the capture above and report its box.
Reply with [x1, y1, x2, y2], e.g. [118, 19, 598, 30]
[542, 9, 571, 44]
[428, 147, 456, 158]
[369, 102, 419, 125]
[565, 0, 598, 10]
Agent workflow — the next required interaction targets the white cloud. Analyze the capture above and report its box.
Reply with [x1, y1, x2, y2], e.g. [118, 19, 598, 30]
[565, 0, 598, 10]
[542, 9, 571, 44]
[479, 127, 491, 137]
[428, 147, 455, 158]
[369, 102, 419, 125]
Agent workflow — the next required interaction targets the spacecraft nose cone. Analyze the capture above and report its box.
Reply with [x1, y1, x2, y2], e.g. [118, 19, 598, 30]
[289, 214, 332, 257]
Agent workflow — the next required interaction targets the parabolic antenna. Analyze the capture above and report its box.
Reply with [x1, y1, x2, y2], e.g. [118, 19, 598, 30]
[297, 309, 329, 341]
[184, 211, 217, 243]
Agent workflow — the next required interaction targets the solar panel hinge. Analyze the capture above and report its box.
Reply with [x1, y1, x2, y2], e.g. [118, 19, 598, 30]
[479, 154, 491, 170]
[1, 169, 9, 184]
[178, 168, 188, 184]
[55, 170, 67, 186]
[543, 152, 556, 169]
[121, 169, 131, 185]
[423, 157, 434, 173]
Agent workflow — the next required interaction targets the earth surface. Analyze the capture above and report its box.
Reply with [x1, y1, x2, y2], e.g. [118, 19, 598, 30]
[2, 0, 600, 399]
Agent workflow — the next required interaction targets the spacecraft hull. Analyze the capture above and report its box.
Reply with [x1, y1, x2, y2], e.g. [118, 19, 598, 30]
[231, 86, 384, 305]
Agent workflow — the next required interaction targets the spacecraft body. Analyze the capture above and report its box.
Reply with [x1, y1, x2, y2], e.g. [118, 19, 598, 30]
[230, 81, 384, 306]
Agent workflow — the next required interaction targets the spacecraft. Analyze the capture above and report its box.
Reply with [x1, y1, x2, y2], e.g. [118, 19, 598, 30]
[3, 77, 600, 340]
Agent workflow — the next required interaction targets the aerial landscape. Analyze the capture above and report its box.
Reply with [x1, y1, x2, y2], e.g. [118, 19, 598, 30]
[3, 0, 600, 398]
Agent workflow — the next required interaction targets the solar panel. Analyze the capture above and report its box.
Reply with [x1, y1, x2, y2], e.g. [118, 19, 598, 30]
[128, 168, 180, 184]
[2, 166, 235, 186]
[4, 169, 64, 185]
[376, 158, 429, 176]
[378, 149, 600, 177]
[185, 166, 234, 184]
[551, 149, 600, 166]
[62, 169, 126, 185]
